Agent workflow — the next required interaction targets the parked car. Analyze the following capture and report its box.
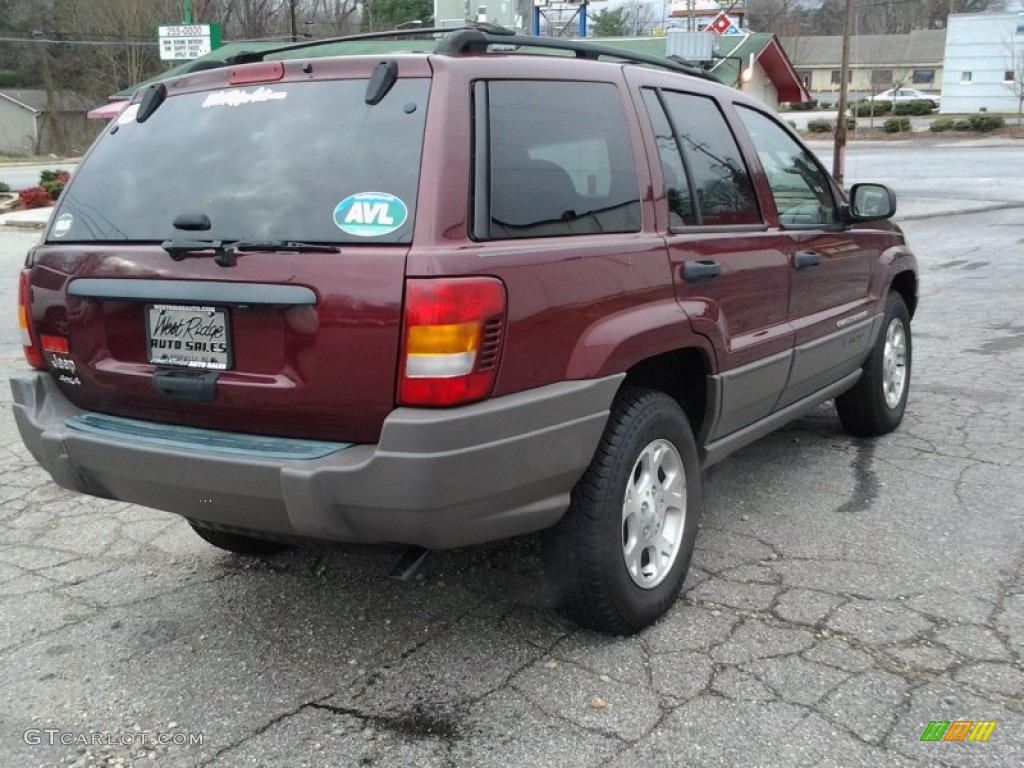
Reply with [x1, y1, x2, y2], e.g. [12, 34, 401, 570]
[869, 88, 940, 108]
[12, 26, 918, 634]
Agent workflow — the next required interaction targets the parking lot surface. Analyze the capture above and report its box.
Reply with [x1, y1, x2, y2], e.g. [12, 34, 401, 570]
[1, 148, 1023, 766]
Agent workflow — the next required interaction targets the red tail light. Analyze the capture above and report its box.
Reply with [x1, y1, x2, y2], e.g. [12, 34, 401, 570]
[18, 269, 46, 370]
[398, 278, 506, 407]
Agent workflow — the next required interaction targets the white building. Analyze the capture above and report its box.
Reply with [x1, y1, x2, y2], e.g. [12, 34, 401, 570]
[940, 10, 1024, 114]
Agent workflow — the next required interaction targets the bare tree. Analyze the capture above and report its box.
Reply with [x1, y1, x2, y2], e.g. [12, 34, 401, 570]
[1007, 36, 1024, 127]
[747, 0, 815, 37]
[620, 0, 655, 36]
[750, 0, 1006, 36]
[63, 0, 174, 96]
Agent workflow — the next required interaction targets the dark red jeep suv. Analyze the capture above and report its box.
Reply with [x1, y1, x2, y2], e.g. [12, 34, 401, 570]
[12, 28, 918, 634]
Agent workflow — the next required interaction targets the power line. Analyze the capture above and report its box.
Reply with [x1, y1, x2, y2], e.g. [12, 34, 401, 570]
[0, 36, 157, 47]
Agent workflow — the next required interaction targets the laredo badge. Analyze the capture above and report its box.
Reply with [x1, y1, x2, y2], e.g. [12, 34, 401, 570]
[333, 192, 408, 237]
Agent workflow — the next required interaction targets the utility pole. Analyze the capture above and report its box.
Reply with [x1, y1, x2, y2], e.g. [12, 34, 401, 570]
[36, 40, 60, 154]
[30, 5, 62, 155]
[184, 0, 193, 24]
[832, 0, 854, 188]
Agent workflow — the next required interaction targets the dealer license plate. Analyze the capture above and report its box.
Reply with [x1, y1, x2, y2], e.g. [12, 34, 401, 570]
[146, 304, 232, 370]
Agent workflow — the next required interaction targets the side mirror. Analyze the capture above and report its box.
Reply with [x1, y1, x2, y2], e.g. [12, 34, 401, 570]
[847, 183, 897, 221]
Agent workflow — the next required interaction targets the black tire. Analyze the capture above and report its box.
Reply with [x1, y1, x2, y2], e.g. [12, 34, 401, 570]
[541, 387, 701, 635]
[188, 521, 290, 556]
[836, 292, 912, 437]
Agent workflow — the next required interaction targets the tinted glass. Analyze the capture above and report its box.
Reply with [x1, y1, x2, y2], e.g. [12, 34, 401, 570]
[736, 107, 837, 227]
[486, 81, 640, 239]
[660, 92, 760, 226]
[51, 78, 430, 244]
[641, 89, 695, 227]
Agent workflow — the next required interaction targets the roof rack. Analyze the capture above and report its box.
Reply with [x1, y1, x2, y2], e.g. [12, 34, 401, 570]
[226, 22, 515, 65]
[434, 30, 717, 82]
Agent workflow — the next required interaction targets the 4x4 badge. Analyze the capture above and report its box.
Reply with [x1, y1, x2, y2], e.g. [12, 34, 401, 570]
[333, 192, 408, 237]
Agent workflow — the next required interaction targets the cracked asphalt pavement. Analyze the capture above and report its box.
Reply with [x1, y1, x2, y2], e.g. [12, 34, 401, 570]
[2, 147, 1023, 767]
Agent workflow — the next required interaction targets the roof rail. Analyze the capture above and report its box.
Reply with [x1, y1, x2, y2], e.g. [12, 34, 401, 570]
[433, 30, 716, 82]
[227, 23, 515, 65]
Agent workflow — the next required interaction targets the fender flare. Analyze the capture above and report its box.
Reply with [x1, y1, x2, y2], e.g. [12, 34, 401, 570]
[872, 245, 919, 315]
[565, 298, 716, 380]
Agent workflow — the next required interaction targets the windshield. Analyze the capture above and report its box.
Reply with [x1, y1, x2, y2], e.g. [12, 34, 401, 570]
[50, 77, 429, 244]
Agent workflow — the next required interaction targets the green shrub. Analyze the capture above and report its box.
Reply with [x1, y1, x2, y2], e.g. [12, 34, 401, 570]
[953, 120, 972, 131]
[884, 117, 911, 133]
[0, 180, 10, 193]
[893, 100, 935, 116]
[39, 169, 68, 184]
[37, 170, 70, 200]
[853, 101, 891, 117]
[930, 118, 955, 132]
[788, 99, 819, 112]
[806, 118, 833, 133]
[968, 114, 1004, 132]
[41, 181, 63, 199]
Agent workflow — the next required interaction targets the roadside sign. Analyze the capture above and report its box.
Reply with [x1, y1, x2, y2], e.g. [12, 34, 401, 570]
[723, 23, 743, 35]
[157, 24, 222, 61]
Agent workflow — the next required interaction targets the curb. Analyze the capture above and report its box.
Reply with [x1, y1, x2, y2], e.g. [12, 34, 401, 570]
[1, 219, 46, 230]
[895, 201, 1024, 222]
[0, 158, 80, 167]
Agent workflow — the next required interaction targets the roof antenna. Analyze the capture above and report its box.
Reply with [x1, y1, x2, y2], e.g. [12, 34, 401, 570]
[365, 60, 398, 105]
[134, 83, 167, 123]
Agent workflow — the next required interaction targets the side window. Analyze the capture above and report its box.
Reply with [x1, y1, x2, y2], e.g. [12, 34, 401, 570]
[641, 89, 695, 227]
[735, 106, 838, 227]
[659, 91, 761, 227]
[484, 81, 640, 239]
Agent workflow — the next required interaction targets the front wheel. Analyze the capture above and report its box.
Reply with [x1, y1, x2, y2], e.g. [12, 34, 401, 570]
[541, 388, 701, 635]
[836, 292, 912, 437]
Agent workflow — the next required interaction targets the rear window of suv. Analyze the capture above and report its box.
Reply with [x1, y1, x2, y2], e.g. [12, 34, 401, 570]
[50, 78, 430, 244]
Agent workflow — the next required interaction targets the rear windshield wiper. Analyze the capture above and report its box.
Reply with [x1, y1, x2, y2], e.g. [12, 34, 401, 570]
[161, 239, 339, 267]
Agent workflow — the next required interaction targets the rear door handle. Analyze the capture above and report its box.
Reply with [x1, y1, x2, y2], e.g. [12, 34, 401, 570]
[793, 250, 821, 270]
[683, 259, 722, 284]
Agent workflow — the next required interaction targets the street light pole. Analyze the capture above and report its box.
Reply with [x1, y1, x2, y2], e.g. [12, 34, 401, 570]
[184, 0, 192, 24]
[832, 0, 854, 188]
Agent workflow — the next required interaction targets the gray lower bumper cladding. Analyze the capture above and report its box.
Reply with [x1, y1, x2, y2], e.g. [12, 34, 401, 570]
[9, 372, 621, 548]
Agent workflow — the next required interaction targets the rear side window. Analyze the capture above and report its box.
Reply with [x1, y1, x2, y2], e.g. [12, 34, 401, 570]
[481, 81, 640, 239]
[648, 89, 760, 227]
[51, 78, 430, 244]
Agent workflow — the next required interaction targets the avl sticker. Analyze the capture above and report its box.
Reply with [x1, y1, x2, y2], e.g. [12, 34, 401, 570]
[333, 193, 408, 237]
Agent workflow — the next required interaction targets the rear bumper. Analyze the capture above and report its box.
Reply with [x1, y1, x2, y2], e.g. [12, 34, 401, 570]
[10, 372, 621, 548]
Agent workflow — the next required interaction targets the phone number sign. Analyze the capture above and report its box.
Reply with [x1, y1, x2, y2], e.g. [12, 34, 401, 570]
[158, 24, 222, 61]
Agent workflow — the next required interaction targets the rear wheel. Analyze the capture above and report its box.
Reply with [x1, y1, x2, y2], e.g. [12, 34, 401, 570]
[542, 387, 701, 635]
[188, 521, 290, 556]
[836, 292, 912, 437]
